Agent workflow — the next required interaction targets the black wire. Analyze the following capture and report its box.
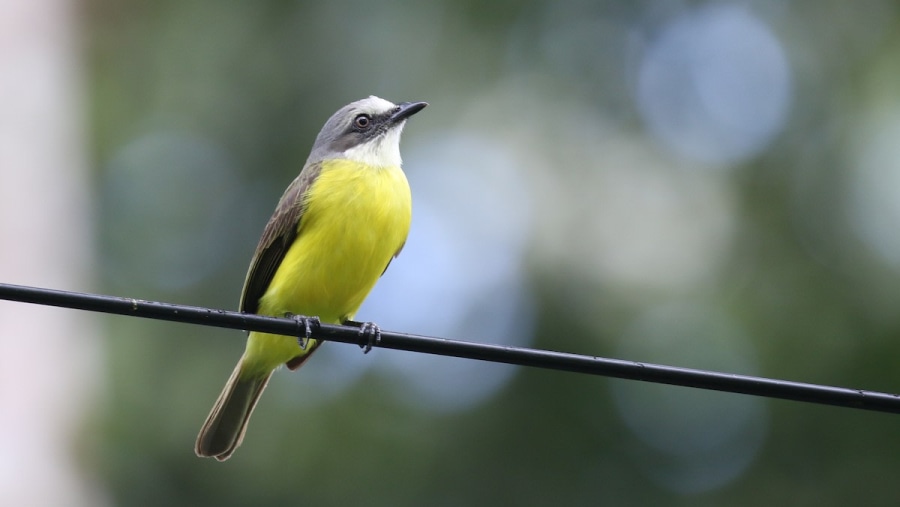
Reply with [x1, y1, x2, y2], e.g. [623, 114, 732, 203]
[1, 282, 898, 414]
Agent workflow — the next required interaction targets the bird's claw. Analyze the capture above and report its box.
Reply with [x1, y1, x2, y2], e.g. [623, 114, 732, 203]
[286, 313, 320, 350]
[351, 321, 381, 354]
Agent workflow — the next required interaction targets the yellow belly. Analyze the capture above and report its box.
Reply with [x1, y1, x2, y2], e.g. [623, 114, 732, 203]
[242, 159, 412, 374]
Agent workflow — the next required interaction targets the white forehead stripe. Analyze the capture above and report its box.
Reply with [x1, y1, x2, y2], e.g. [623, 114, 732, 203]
[359, 96, 397, 115]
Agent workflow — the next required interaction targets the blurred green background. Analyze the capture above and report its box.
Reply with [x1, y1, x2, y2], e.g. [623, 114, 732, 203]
[7, 0, 900, 505]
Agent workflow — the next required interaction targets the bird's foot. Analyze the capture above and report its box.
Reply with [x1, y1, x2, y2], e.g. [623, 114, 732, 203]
[285, 313, 320, 350]
[345, 320, 381, 354]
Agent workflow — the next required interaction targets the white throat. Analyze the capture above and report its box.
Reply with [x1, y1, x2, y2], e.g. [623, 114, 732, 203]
[342, 123, 405, 167]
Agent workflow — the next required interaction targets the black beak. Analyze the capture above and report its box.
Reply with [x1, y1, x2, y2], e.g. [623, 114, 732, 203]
[390, 101, 428, 123]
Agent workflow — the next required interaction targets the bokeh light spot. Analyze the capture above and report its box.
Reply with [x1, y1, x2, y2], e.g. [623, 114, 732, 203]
[610, 303, 767, 493]
[101, 129, 241, 291]
[636, 4, 791, 165]
[847, 106, 900, 270]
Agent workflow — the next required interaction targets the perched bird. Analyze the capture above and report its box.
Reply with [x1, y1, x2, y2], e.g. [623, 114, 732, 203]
[195, 96, 427, 461]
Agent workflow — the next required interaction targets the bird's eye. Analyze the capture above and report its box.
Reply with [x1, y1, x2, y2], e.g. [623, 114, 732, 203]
[354, 114, 372, 130]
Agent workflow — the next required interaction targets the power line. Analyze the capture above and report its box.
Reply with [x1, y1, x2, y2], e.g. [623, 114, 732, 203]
[1, 281, 898, 414]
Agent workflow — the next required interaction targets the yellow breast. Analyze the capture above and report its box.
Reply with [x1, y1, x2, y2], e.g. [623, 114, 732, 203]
[241, 159, 411, 374]
[259, 158, 412, 324]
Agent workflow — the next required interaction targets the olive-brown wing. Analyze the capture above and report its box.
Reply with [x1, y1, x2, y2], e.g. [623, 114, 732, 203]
[239, 162, 322, 315]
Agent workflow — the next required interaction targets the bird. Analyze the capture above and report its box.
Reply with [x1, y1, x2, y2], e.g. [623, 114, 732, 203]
[195, 96, 427, 461]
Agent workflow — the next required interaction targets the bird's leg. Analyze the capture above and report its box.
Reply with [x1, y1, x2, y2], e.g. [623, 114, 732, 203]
[285, 313, 320, 350]
[344, 320, 381, 354]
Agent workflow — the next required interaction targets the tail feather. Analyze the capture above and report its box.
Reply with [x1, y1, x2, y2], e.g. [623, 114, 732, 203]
[195, 359, 272, 461]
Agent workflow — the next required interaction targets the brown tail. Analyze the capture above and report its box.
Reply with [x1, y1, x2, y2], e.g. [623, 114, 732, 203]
[195, 358, 272, 461]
